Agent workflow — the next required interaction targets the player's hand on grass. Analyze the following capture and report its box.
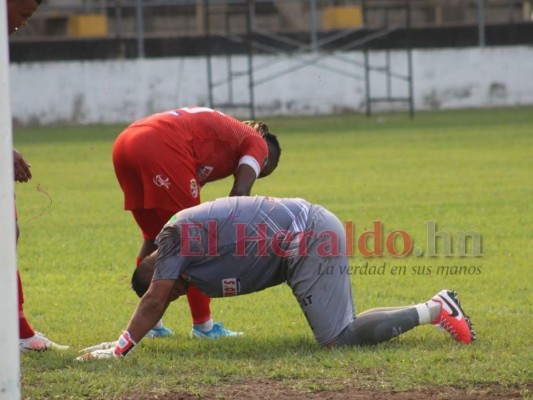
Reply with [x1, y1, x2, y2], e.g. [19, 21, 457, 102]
[77, 332, 136, 360]
[80, 341, 118, 353]
[77, 347, 117, 360]
[77, 341, 118, 360]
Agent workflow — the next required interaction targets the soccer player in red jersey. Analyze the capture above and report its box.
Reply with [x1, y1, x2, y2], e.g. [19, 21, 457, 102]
[112, 106, 281, 338]
[8, 0, 68, 351]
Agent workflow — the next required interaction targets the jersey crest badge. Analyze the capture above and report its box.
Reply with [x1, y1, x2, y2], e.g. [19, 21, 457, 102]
[153, 174, 171, 189]
[190, 178, 199, 198]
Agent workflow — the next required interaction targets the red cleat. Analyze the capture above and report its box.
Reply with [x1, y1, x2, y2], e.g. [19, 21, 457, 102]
[431, 290, 476, 344]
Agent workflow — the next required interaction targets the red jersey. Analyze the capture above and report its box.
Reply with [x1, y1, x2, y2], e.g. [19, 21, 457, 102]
[129, 107, 268, 184]
[113, 106, 270, 216]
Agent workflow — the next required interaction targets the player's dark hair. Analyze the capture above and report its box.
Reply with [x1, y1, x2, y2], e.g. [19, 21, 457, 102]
[131, 256, 156, 298]
[242, 120, 269, 137]
[35, 0, 42, 4]
[265, 132, 281, 166]
[243, 120, 281, 166]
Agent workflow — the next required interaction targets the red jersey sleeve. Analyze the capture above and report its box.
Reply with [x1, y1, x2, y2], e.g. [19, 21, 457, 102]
[237, 134, 269, 177]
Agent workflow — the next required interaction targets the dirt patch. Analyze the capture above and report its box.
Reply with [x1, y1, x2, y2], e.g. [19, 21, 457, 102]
[123, 380, 529, 400]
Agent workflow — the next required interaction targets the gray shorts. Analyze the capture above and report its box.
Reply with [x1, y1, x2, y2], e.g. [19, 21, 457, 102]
[285, 205, 355, 346]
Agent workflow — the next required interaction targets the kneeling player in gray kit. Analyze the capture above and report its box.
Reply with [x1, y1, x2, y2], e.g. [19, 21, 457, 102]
[78, 196, 475, 359]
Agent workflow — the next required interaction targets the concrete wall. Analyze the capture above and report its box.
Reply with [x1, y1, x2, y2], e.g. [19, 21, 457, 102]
[9, 45, 533, 125]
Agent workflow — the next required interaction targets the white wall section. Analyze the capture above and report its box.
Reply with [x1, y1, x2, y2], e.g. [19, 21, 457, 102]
[10, 46, 533, 125]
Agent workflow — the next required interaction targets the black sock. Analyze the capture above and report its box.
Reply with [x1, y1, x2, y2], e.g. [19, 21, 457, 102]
[336, 307, 420, 346]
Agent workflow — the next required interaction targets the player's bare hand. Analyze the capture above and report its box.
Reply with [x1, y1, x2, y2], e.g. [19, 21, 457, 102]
[13, 149, 32, 183]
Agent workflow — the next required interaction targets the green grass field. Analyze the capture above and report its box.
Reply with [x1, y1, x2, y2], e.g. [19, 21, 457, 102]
[14, 108, 532, 399]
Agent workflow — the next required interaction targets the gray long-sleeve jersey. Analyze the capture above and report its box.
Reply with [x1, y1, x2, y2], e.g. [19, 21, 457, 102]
[153, 196, 316, 297]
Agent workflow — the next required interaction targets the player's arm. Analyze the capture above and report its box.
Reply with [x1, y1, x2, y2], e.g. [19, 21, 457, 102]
[229, 163, 258, 196]
[229, 136, 268, 196]
[124, 279, 175, 343]
[78, 279, 180, 360]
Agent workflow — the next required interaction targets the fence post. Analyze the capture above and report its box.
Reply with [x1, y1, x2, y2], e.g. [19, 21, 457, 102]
[135, 0, 145, 58]
[477, 0, 486, 47]
[309, 0, 318, 51]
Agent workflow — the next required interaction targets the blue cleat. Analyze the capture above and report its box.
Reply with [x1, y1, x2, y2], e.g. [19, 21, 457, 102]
[191, 322, 243, 339]
[145, 326, 174, 338]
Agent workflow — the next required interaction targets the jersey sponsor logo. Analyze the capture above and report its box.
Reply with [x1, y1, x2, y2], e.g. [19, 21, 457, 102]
[196, 165, 214, 181]
[153, 174, 171, 189]
[190, 178, 199, 198]
[222, 278, 241, 297]
[189, 178, 200, 199]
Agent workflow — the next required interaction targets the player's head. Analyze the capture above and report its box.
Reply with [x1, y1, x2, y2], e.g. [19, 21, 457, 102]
[242, 120, 282, 178]
[7, 0, 40, 34]
[131, 252, 157, 298]
[131, 251, 188, 301]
